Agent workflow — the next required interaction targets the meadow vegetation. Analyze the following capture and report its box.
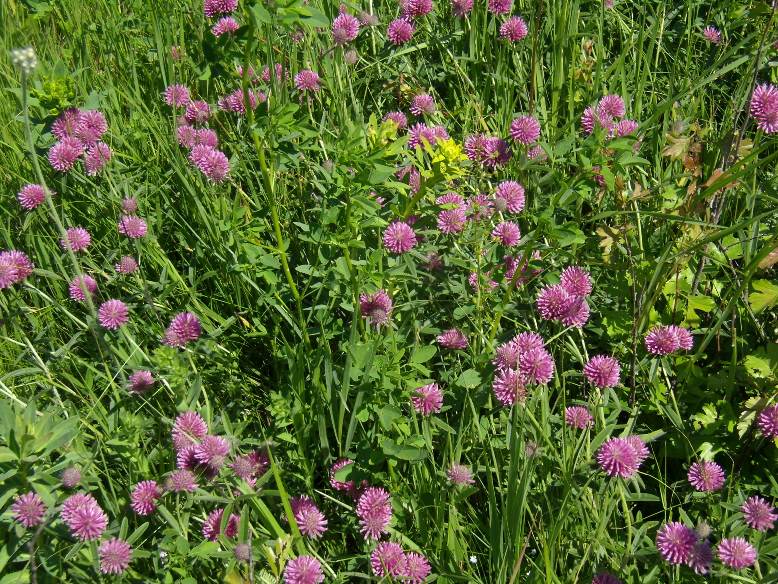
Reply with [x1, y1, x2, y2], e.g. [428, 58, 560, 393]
[1, 0, 778, 582]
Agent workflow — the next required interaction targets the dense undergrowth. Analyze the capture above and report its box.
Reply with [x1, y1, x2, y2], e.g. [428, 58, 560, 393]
[1, 0, 778, 582]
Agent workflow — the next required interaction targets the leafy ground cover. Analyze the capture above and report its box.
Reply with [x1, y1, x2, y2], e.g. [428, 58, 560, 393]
[1, 0, 778, 582]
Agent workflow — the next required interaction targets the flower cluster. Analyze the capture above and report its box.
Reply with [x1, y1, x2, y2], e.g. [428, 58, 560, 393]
[0, 250, 34, 289]
[163, 85, 230, 181]
[644, 324, 693, 355]
[48, 108, 112, 175]
[536, 266, 593, 327]
[580, 94, 638, 139]
[370, 541, 431, 583]
[491, 331, 554, 406]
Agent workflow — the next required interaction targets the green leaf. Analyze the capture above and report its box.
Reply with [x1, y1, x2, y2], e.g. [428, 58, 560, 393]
[189, 540, 220, 559]
[333, 462, 353, 482]
[410, 345, 437, 364]
[251, 4, 272, 24]
[378, 405, 402, 430]
[382, 438, 427, 461]
[456, 369, 481, 389]
[743, 345, 778, 380]
[749, 279, 778, 313]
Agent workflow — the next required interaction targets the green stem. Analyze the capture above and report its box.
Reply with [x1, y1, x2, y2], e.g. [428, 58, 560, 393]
[254, 134, 309, 347]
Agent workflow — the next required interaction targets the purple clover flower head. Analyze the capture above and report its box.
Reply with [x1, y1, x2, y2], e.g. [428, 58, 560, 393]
[356, 487, 392, 539]
[130, 480, 161, 515]
[509, 114, 540, 146]
[62, 467, 81, 488]
[494, 181, 525, 213]
[60, 493, 108, 541]
[411, 383, 443, 415]
[172, 411, 208, 450]
[597, 437, 640, 479]
[284, 555, 324, 584]
[687, 461, 726, 492]
[370, 541, 406, 578]
[116, 255, 139, 274]
[404, 552, 432, 583]
[203, 0, 238, 18]
[84, 142, 112, 175]
[383, 111, 408, 130]
[751, 83, 778, 134]
[452, 0, 474, 17]
[437, 328, 468, 349]
[98, 299, 129, 330]
[741, 496, 776, 531]
[492, 368, 527, 406]
[718, 537, 757, 569]
[118, 215, 148, 239]
[194, 435, 230, 470]
[687, 540, 713, 575]
[17, 184, 47, 210]
[492, 221, 521, 246]
[51, 108, 82, 139]
[0, 251, 33, 289]
[290, 496, 328, 539]
[74, 110, 108, 145]
[166, 469, 198, 492]
[164, 84, 191, 107]
[758, 405, 778, 438]
[383, 221, 417, 253]
[129, 370, 155, 393]
[60, 227, 91, 252]
[211, 16, 240, 36]
[488, 0, 513, 15]
[519, 347, 555, 384]
[702, 26, 721, 45]
[164, 312, 201, 347]
[644, 325, 680, 355]
[401, 0, 433, 19]
[185, 100, 211, 124]
[294, 69, 321, 92]
[332, 11, 360, 45]
[360, 290, 393, 326]
[202, 507, 239, 541]
[560, 266, 592, 296]
[656, 522, 697, 565]
[583, 355, 620, 388]
[565, 406, 593, 429]
[98, 538, 132, 574]
[68, 274, 98, 302]
[189, 145, 229, 181]
[447, 463, 475, 486]
[536, 284, 573, 320]
[387, 18, 414, 45]
[49, 137, 84, 172]
[12, 492, 47, 528]
[410, 93, 436, 116]
[500, 16, 529, 42]
[122, 197, 138, 214]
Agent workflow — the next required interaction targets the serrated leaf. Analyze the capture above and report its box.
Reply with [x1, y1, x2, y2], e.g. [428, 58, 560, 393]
[737, 396, 770, 437]
[749, 279, 778, 313]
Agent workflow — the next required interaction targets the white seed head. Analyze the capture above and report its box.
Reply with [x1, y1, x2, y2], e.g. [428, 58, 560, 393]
[11, 47, 37, 74]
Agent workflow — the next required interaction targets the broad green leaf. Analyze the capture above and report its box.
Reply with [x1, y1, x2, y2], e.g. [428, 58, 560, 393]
[456, 369, 481, 389]
[749, 279, 778, 313]
[410, 345, 436, 364]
